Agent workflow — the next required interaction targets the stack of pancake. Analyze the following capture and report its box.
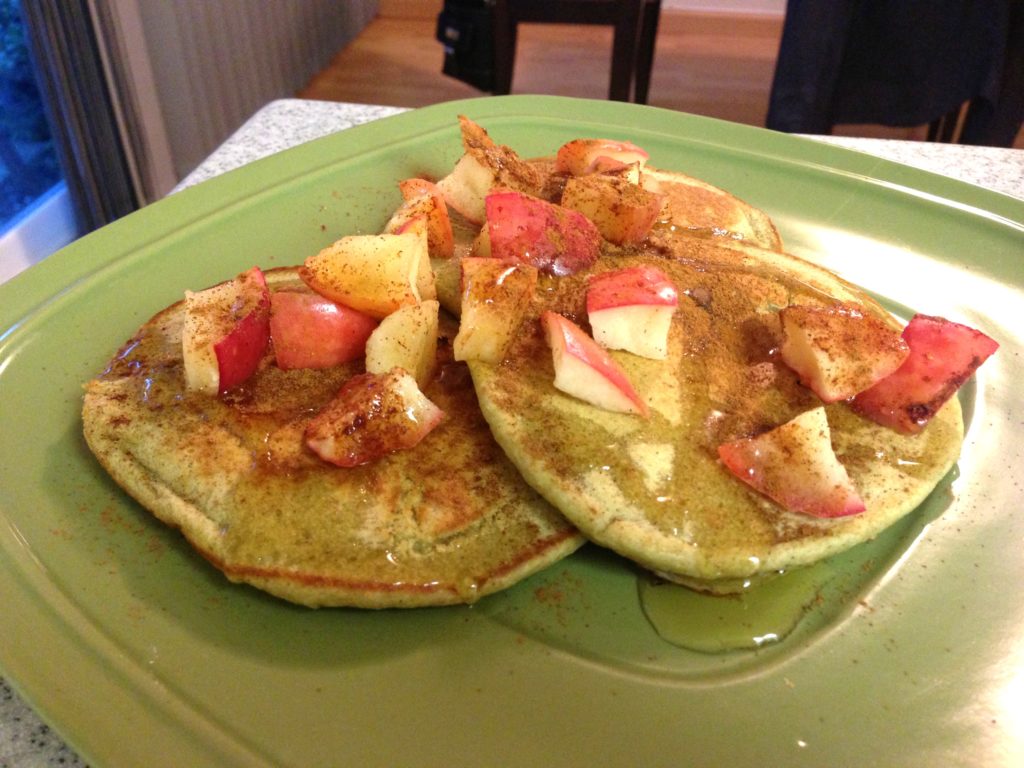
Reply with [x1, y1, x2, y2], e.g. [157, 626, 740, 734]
[82, 120, 965, 607]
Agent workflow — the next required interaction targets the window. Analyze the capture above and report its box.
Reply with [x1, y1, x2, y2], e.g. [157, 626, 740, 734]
[2, 0, 143, 285]
[0, 0, 78, 284]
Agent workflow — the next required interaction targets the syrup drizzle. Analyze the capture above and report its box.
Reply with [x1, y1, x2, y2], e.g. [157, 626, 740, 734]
[638, 564, 827, 653]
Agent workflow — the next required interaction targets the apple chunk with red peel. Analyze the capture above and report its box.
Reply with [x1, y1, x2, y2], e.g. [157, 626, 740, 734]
[542, 311, 648, 416]
[486, 190, 601, 276]
[587, 265, 678, 360]
[454, 258, 539, 364]
[300, 229, 434, 319]
[718, 407, 866, 518]
[269, 291, 377, 371]
[305, 368, 444, 468]
[560, 174, 665, 246]
[364, 300, 439, 388]
[554, 139, 649, 177]
[384, 178, 454, 259]
[851, 314, 999, 434]
[182, 266, 271, 395]
[436, 116, 545, 225]
[779, 303, 910, 404]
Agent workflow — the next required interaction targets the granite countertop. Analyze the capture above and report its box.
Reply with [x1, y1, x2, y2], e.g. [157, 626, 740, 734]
[1, 98, 1021, 768]
[169, 99, 1024, 199]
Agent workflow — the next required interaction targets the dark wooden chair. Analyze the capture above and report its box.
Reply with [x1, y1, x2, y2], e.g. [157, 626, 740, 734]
[491, 0, 662, 103]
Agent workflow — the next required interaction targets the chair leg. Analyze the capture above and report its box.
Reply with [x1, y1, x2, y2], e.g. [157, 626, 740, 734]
[609, 0, 645, 101]
[634, 0, 661, 104]
[927, 105, 962, 143]
[492, 0, 516, 95]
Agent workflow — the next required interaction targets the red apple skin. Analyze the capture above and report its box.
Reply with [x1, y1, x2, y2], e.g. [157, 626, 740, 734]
[211, 267, 271, 393]
[586, 265, 678, 311]
[717, 407, 866, 518]
[269, 291, 378, 370]
[485, 190, 601, 276]
[851, 314, 999, 433]
[542, 311, 649, 416]
[554, 139, 649, 176]
[305, 368, 444, 467]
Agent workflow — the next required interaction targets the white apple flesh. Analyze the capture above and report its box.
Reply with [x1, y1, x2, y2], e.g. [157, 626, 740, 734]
[364, 299, 439, 388]
[542, 311, 648, 416]
[586, 265, 678, 360]
[559, 174, 665, 246]
[300, 229, 434, 319]
[454, 258, 538, 364]
[436, 153, 494, 225]
[435, 115, 547, 226]
[383, 216, 438, 304]
[779, 303, 910, 404]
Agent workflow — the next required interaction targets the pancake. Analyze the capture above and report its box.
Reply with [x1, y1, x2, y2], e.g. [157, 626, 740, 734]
[524, 157, 783, 252]
[642, 166, 783, 251]
[466, 233, 964, 593]
[82, 268, 584, 608]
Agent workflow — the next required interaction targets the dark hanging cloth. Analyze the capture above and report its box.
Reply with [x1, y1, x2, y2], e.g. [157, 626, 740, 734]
[766, 0, 1024, 146]
[436, 0, 497, 92]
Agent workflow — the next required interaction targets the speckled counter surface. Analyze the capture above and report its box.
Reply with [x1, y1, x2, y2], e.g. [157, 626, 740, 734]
[173, 99, 1024, 198]
[1, 98, 1021, 768]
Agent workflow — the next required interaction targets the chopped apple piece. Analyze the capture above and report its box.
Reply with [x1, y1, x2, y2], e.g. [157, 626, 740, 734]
[429, 256, 464, 318]
[485, 190, 601, 276]
[269, 290, 377, 370]
[364, 300, 439, 388]
[454, 258, 539, 363]
[471, 225, 491, 258]
[718, 407, 865, 518]
[554, 139, 649, 177]
[587, 265, 678, 360]
[305, 368, 444, 467]
[383, 178, 455, 259]
[435, 154, 493, 225]
[182, 266, 270, 395]
[435, 116, 545, 224]
[300, 229, 434, 319]
[851, 314, 999, 433]
[593, 161, 643, 185]
[779, 303, 910, 403]
[384, 216, 438, 303]
[541, 311, 648, 416]
[560, 174, 665, 246]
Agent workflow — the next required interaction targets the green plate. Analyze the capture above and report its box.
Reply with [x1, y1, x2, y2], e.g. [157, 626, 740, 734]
[1, 96, 1022, 767]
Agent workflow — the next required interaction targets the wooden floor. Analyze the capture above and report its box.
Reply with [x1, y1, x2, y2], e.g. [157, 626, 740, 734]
[300, 7, 804, 133]
[300, 3, 1021, 147]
